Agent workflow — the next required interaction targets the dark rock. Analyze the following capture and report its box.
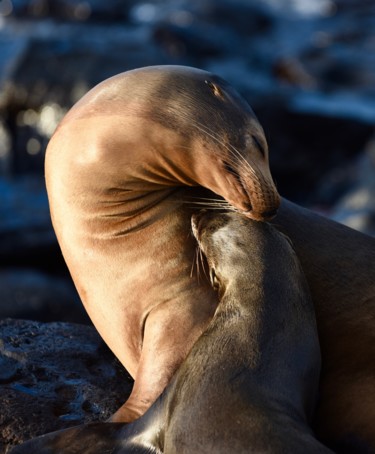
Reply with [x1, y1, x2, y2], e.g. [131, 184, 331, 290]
[255, 104, 374, 205]
[1, 19, 171, 175]
[0, 175, 52, 242]
[8, 0, 135, 22]
[0, 319, 133, 453]
[153, 21, 236, 59]
[150, 0, 271, 59]
[0, 269, 89, 324]
[0, 176, 67, 273]
[329, 139, 375, 236]
[200, 0, 274, 36]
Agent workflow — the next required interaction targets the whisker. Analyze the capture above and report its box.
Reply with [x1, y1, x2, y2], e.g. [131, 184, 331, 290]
[183, 196, 234, 208]
[178, 119, 269, 197]
[185, 196, 225, 202]
[190, 121, 259, 179]
[197, 245, 203, 284]
[184, 203, 238, 213]
[185, 201, 245, 216]
[175, 114, 264, 188]
[184, 201, 231, 208]
[197, 246, 202, 279]
[165, 114, 278, 214]
[199, 246, 208, 280]
[190, 245, 197, 279]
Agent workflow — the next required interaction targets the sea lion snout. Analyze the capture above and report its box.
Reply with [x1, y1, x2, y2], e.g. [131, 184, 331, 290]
[238, 170, 281, 221]
[220, 151, 280, 221]
[245, 206, 279, 221]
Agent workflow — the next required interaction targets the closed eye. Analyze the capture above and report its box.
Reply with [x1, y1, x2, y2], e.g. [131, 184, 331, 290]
[252, 135, 266, 157]
[210, 268, 220, 291]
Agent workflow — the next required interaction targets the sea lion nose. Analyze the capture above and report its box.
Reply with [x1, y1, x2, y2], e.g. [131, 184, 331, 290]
[261, 208, 278, 220]
[243, 186, 280, 221]
[244, 208, 278, 222]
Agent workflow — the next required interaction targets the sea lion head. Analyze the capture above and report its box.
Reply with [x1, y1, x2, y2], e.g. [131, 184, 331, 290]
[66, 65, 280, 222]
[191, 209, 297, 298]
[141, 65, 280, 221]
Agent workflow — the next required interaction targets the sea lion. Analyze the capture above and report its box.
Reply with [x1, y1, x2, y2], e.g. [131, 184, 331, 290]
[271, 198, 375, 453]
[164, 211, 330, 453]
[44, 65, 280, 423]
[10, 211, 332, 453]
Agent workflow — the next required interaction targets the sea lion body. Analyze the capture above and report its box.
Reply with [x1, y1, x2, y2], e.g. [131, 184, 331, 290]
[45, 65, 280, 421]
[163, 211, 330, 453]
[271, 199, 375, 452]
[11, 212, 331, 453]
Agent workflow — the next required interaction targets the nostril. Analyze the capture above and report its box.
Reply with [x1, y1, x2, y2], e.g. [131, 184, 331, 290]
[243, 206, 278, 221]
[244, 201, 253, 211]
[262, 208, 278, 219]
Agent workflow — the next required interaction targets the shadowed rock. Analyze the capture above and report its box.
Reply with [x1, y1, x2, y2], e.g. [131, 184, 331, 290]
[0, 319, 133, 453]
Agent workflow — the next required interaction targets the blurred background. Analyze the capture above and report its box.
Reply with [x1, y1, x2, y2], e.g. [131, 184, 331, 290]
[0, 0, 374, 324]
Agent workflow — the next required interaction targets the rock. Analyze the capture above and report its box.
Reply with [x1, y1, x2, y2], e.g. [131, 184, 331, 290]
[153, 20, 237, 59]
[0, 176, 50, 235]
[329, 138, 375, 236]
[0, 319, 133, 453]
[0, 176, 89, 325]
[0, 18, 171, 175]
[0, 269, 89, 324]
[0, 175, 66, 273]
[7, 0, 135, 22]
[255, 103, 374, 205]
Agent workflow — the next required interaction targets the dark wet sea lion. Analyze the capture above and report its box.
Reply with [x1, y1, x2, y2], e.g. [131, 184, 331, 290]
[44, 65, 280, 422]
[271, 198, 375, 453]
[10, 212, 332, 453]
[164, 211, 331, 453]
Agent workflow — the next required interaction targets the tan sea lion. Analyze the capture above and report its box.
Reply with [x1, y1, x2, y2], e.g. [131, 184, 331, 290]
[271, 198, 375, 453]
[45, 65, 280, 423]
[10, 211, 332, 453]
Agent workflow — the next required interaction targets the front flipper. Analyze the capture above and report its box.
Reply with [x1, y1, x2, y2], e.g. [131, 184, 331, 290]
[9, 422, 160, 454]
